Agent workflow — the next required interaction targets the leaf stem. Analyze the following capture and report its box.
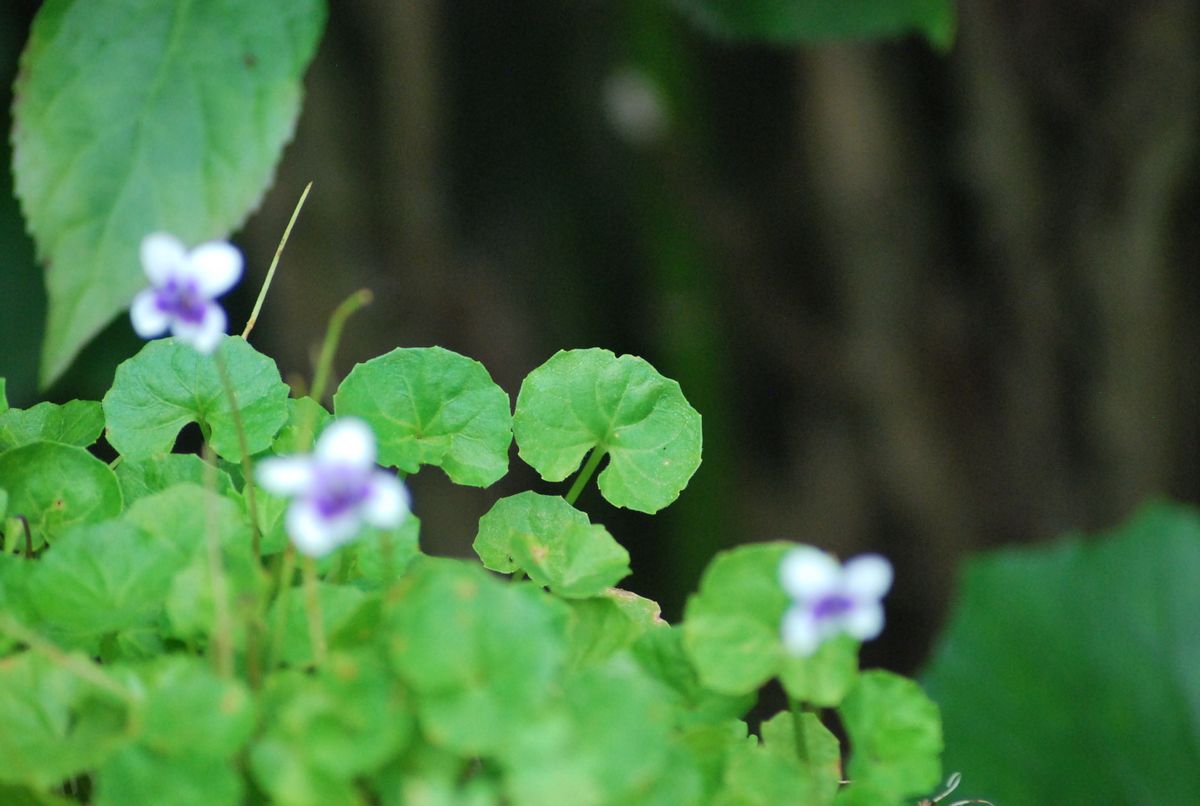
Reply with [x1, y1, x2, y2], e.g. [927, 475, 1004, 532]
[565, 446, 606, 506]
[309, 289, 374, 405]
[201, 444, 235, 679]
[788, 697, 811, 766]
[214, 349, 262, 562]
[242, 181, 312, 340]
[301, 554, 327, 668]
[266, 546, 298, 672]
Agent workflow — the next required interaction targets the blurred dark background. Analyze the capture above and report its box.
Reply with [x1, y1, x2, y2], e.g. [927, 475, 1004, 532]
[2, 1, 1198, 676]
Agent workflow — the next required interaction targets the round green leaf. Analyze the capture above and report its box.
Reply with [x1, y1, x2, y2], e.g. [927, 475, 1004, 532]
[923, 502, 1200, 804]
[27, 521, 185, 650]
[474, 492, 631, 598]
[13, 0, 327, 385]
[0, 441, 122, 548]
[761, 711, 841, 805]
[386, 557, 565, 756]
[95, 749, 242, 806]
[672, 0, 955, 48]
[513, 349, 702, 514]
[0, 400, 104, 451]
[103, 336, 290, 462]
[682, 542, 859, 704]
[333, 346, 513, 487]
[837, 671, 942, 802]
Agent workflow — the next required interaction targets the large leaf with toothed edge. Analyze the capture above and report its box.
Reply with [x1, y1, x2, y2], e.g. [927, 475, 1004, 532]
[12, 0, 326, 386]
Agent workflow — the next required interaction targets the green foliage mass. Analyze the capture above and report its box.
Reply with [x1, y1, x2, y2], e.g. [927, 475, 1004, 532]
[0, 334, 944, 802]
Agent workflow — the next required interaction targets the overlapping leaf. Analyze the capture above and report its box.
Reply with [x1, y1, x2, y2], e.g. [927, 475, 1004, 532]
[474, 492, 630, 597]
[513, 349, 702, 513]
[13, 0, 327, 384]
[0, 441, 122, 548]
[334, 347, 513, 487]
[0, 400, 103, 451]
[104, 337, 289, 462]
[682, 542, 859, 704]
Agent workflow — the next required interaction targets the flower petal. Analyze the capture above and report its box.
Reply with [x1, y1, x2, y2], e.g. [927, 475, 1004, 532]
[130, 288, 170, 338]
[286, 500, 360, 557]
[841, 601, 885, 642]
[186, 241, 243, 297]
[140, 232, 186, 286]
[842, 554, 893, 599]
[316, 418, 376, 468]
[256, 457, 315, 495]
[781, 603, 820, 657]
[363, 472, 410, 528]
[780, 546, 840, 600]
[172, 302, 226, 354]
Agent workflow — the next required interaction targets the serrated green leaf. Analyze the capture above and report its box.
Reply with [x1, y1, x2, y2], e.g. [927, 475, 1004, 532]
[115, 453, 236, 504]
[513, 349, 702, 513]
[564, 593, 656, 669]
[923, 502, 1200, 804]
[760, 711, 841, 805]
[711, 733, 819, 806]
[0, 441, 122, 549]
[13, 0, 327, 385]
[837, 670, 942, 802]
[103, 336, 290, 462]
[672, 0, 955, 48]
[27, 521, 184, 650]
[682, 542, 859, 704]
[386, 558, 565, 756]
[0, 651, 129, 788]
[0, 400, 103, 451]
[474, 492, 630, 597]
[333, 346, 513, 487]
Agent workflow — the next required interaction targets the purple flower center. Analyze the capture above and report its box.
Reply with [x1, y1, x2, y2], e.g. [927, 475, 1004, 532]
[155, 277, 208, 324]
[812, 593, 855, 621]
[312, 464, 373, 520]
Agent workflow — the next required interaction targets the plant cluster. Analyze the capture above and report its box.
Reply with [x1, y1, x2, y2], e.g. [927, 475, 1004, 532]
[0, 234, 945, 804]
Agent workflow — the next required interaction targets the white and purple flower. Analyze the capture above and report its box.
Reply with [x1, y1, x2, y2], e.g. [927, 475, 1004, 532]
[130, 232, 243, 354]
[779, 546, 893, 657]
[256, 418, 410, 557]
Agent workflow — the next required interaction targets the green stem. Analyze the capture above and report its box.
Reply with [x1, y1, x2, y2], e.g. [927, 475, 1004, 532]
[309, 289, 374, 405]
[266, 546, 298, 673]
[301, 554, 327, 668]
[201, 444, 235, 679]
[788, 697, 811, 766]
[243, 182, 312, 340]
[214, 350, 262, 563]
[565, 446, 606, 506]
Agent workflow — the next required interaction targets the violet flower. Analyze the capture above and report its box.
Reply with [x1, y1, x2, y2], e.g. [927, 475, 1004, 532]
[129, 232, 242, 354]
[779, 546, 893, 657]
[256, 418, 410, 557]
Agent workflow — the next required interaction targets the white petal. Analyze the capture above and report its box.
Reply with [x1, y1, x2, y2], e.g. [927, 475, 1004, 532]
[842, 554, 893, 599]
[186, 241, 243, 297]
[842, 601, 885, 642]
[781, 604, 821, 657]
[130, 288, 170, 338]
[780, 546, 840, 600]
[363, 473, 410, 528]
[140, 232, 187, 286]
[286, 500, 360, 557]
[316, 418, 376, 468]
[256, 457, 315, 495]
[172, 302, 226, 354]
